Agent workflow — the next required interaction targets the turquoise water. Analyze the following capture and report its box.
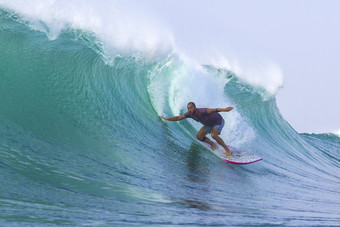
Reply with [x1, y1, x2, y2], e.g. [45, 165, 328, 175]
[0, 9, 339, 226]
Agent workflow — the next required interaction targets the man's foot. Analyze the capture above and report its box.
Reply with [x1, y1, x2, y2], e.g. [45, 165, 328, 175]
[211, 143, 218, 150]
[226, 151, 232, 157]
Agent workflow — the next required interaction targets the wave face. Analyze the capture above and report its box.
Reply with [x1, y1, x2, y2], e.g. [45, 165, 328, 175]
[1, 8, 339, 226]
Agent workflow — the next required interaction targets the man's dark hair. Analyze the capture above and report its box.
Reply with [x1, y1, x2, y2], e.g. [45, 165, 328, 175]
[187, 102, 196, 107]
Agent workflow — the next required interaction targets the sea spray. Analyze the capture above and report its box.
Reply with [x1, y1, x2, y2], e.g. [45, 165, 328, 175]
[0, 0, 174, 58]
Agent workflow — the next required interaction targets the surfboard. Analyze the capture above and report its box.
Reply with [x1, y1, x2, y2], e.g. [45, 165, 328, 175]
[223, 146, 262, 164]
[202, 142, 262, 165]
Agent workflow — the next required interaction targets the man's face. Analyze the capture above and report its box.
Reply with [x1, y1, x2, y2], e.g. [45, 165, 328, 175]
[187, 103, 196, 115]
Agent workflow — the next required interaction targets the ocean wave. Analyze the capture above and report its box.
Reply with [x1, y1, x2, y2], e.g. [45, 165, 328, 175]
[1, 6, 339, 226]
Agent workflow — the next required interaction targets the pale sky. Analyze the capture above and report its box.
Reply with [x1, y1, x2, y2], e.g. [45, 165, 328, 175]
[137, 0, 340, 134]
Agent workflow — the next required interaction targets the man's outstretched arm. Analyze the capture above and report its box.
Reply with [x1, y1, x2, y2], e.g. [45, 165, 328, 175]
[207, 107, 233, 114]
[160, 115, 186, 121]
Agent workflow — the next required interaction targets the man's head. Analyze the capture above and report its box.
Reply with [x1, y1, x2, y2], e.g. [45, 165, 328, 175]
[187, 102, 197, 115]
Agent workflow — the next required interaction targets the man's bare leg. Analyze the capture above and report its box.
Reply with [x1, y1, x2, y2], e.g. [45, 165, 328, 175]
[203, 137, 218, 150]
[211, 128, 231, 156]
[196, 128, 218, 149]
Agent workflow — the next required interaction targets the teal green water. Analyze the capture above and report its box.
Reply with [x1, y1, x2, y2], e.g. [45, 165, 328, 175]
[0, 9, 339, 226]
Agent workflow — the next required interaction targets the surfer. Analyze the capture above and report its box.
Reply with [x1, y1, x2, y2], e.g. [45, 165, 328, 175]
[160, 102, 233, 157]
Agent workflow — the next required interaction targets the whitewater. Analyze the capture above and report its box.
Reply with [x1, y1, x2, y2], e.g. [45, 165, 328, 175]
[0, 1, 339, 226]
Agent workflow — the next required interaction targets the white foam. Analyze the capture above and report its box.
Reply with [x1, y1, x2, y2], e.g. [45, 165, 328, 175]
[0, 0, 174, 58]
[205, 54, 284, 96]
[333, 129, 340, 137]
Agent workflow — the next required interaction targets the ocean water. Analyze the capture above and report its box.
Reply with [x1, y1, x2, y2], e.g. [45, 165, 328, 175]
[0, 4, 340, 226]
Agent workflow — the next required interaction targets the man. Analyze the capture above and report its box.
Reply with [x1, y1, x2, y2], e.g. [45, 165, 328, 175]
[160, 102, 233, 156]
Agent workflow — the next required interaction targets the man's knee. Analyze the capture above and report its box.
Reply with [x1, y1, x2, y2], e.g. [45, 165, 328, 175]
[211, 133, 219, 140]
[196, 134, 207, 142]
[196, 130, 206, 141]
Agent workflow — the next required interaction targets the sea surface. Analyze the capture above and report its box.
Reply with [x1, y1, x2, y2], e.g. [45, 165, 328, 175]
[0, 5, 339, 226]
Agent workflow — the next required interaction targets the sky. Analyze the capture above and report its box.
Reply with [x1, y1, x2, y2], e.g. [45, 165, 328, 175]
[136, 0, 340, 134]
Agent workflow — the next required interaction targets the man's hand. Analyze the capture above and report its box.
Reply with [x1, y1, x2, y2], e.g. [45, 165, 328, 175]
[160, 116, 167, 120]
[224, 107, 233, 112]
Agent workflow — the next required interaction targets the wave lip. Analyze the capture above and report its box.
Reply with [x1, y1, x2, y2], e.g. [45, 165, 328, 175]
[333, 129, 340, 137]
[0, 0, 174, 58]
[206, 55, 284, 97]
